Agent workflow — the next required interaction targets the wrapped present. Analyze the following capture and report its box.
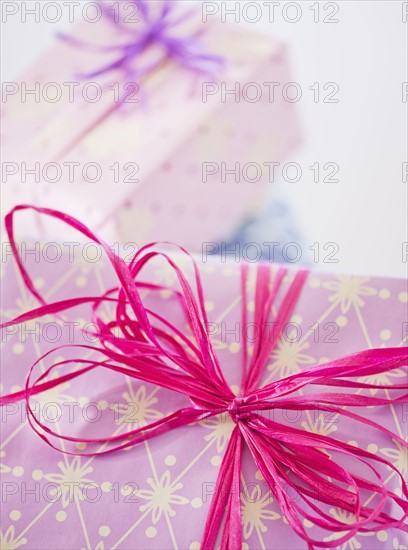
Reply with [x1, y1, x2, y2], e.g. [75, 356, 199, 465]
[1, 0, 301, 248]
[1, 206, 407, 550]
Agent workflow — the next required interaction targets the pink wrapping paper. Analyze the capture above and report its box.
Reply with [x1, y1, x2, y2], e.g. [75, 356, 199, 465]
[2, 10, 301, 248]
[1, 244, 407, 550]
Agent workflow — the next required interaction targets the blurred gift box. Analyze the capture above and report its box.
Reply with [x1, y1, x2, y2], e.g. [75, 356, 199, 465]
[2, 1, 301, 249]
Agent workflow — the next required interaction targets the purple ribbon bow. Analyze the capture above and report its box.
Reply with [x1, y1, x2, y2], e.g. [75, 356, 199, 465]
[59, 0, 223, 99]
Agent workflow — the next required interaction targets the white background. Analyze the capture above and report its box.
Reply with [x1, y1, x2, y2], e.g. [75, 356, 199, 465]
[2, 0, 407, 278]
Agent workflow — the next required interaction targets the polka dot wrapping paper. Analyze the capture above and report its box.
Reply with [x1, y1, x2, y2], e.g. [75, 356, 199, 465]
[1, 241, 407, 550]
[2, 9, 301, 248]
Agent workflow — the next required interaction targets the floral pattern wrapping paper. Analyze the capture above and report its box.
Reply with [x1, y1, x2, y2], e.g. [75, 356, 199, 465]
[1, 249, 407, 550]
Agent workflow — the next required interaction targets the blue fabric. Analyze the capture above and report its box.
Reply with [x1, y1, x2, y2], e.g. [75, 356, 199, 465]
[217, 186, 305, 265]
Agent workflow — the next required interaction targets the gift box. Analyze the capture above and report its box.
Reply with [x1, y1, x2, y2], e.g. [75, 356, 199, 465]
[1, 2, 301, 249]
[1, 206, 407, 550]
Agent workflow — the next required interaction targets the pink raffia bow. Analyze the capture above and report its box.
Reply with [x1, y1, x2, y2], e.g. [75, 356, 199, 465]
[1, 205, 407, 550]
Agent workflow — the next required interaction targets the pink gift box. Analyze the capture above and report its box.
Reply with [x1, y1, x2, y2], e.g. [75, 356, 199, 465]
[1, 235, 407, 549]
[2, 7, 301, 248]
